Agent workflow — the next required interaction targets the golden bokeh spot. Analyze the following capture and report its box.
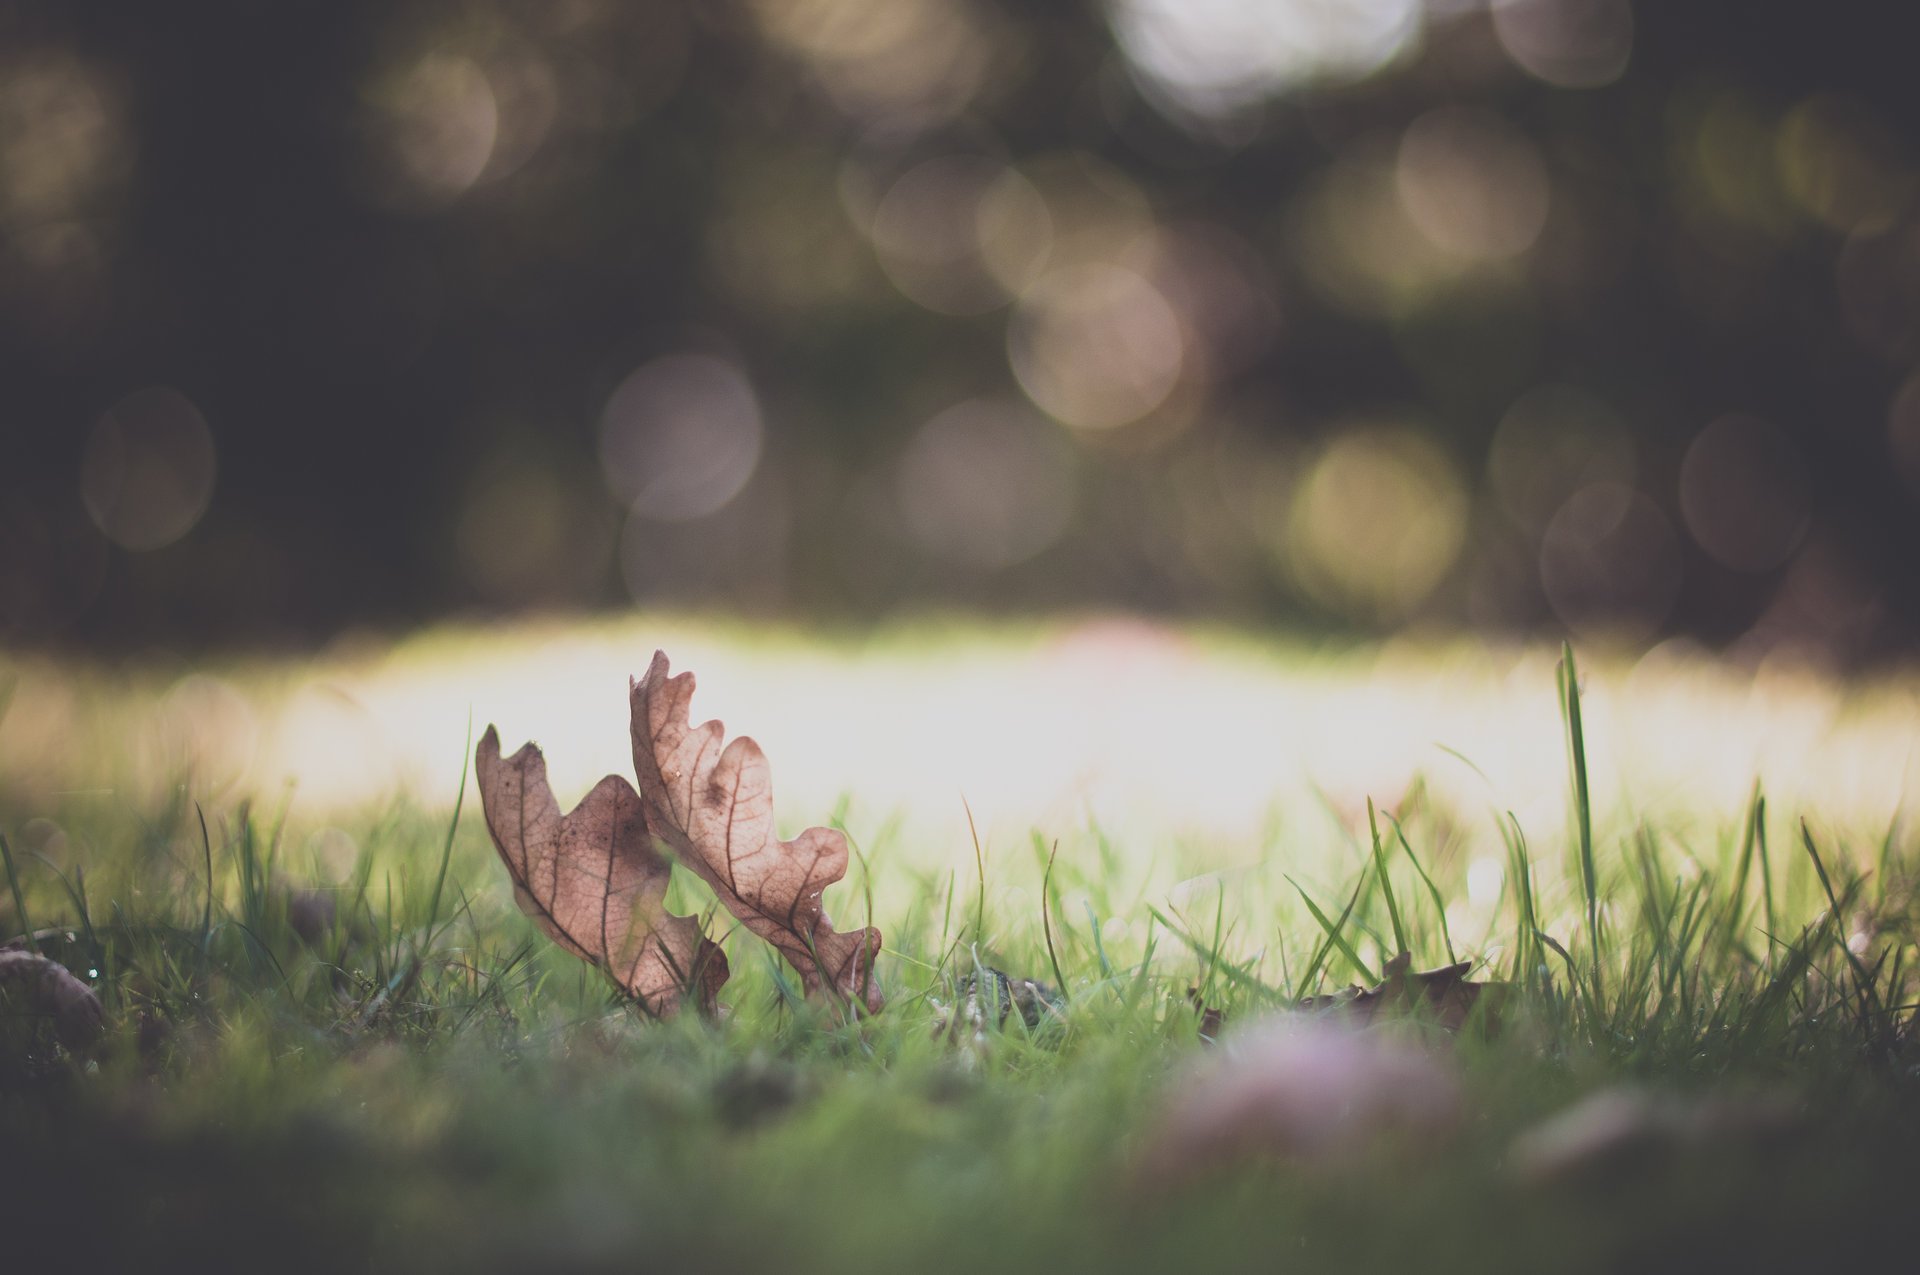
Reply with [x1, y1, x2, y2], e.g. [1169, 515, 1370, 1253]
[1008, 263, 1185, 431]
[1286, 424, 1467, 622]
[1777, 96, 1914, 236]
[1397, 106, 1551, 261]
[750, 0, 999, 131]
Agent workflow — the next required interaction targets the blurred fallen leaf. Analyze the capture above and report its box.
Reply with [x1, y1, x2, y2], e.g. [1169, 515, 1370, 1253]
[630, 651, 883, 1014]
[1138, 1016, 1461, 1184]
[1301, 952, 1507, 1032]
[1511, 1085, 1806, 1185]
[1508, 1087, 1667, 1184]
[476, 727, 728, 1017]
[0, 945, 104, 1053]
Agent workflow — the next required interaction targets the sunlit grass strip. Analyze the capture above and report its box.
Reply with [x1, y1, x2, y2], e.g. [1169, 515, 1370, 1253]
[0, 644, 1914, 1076]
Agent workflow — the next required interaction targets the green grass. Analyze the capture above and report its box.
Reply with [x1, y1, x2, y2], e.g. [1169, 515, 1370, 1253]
[2, 639, 1917, 1272]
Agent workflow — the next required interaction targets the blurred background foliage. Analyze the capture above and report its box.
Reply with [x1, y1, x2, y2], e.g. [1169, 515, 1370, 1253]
[3, 0, 1919, 662]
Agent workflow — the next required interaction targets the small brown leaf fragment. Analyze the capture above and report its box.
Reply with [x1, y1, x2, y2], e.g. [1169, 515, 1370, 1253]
[932, 966, 1062, 1050]
[0, 947, 104, 1051]
[475, 727, 727, 1017]
[1300, 952, 1507, 1033]
[1186, 986, 1226, 1044]
[630, 651, 883, 1014]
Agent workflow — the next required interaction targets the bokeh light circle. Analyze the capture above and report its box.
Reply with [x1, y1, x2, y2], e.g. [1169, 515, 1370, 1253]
[1396, 107, 1550, 260]
[1109, 0, 1422, 118]
[1776, 97, 1913, 237]
[1008, 263, 1184, 431]
[869, 155, 1038, 314]
[598, 354, 764, 521]
[1490, 0, 1633, 90]
[1540, 483, 1681, 643]
[79, 385, 218, 552]
[1886, 373, 1920, 497]
[895, 399, 1077, 569]
[1488, 384, 1636, 532]
[360, 52, 498, 210]
[1677, 413, 1809, 573]
[1286, 424, 1467, 622]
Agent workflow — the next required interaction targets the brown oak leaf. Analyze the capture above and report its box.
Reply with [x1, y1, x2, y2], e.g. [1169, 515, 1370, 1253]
[476, 727, 728, 1017]
[630, 651, 883, 1013]
[1301, 952, 1507, 1033]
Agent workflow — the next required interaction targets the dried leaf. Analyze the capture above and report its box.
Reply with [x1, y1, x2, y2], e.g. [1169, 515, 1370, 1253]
[1187, 987, 1227, 1044]
[629, 651, 883, 1013]
[1300, 952, 1506, 1033]
[475, 727, 727, 1017]
[0, 947, 104, 1051]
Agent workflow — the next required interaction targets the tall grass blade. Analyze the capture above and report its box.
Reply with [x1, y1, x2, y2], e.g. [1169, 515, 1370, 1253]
[1038, 835, 1068, 1000]
[1288, 873, 1376, 985]
[1799, 820, 1881, 1022]
[1723, 779, 1763, 949]
[0, 830, 36, 952]
[196, 803, 216, 955]
[1368, 798, 1408, 957]
[1084, 902, 1114, 980]
[1755, 796, 1777, 965]
[1499, 812, 1539, 988]
[1387, 814, 1456, 965]
[423, 711, 473, 949]
[1557, 642, 1602, 994]
[963, 796, 987, 944]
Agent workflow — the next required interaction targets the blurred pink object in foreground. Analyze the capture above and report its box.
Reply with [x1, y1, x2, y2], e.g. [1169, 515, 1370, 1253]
[1139, 1016, 1461, 1184]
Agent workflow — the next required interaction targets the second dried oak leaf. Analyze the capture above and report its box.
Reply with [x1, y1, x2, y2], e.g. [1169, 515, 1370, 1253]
[630, 651, 883, 1013]
[476, 727, 728, 1017]
[1302, 953, 1507, 1033]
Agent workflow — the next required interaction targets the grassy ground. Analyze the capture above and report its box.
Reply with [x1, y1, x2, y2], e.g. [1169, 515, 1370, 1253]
[2, 627, 1917, 1271]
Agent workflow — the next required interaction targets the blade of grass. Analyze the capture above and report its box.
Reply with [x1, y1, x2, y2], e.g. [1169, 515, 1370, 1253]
[0, 831, 36, 952]
[1722, 779, 1763, 949]
[1287, 873, 1377, 986]
[1557, 642, 1603, 995]
[1084, 902, 1114, 980]
[1499, 811, 1539, 988]
[422, 711, 473, 950]
[1292, 867, 1368, 996]
[26, 851, 97, 962]
[1800, 819, 1881, 1022]
[1038, 835, 1068, 1001]
[1755, 796, 1777, 967]
[963, 796, 987, 945]
[196, 803, 216, 957]
[1146, 904, 1275, 1002]
[1367, 798, 1408, 957]
[1386, 812, 1454, 965]
[1121, 914, 1160, 1014]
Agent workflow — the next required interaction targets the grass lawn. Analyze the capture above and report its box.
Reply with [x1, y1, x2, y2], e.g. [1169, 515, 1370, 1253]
[3, 618, 1917, 1271]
